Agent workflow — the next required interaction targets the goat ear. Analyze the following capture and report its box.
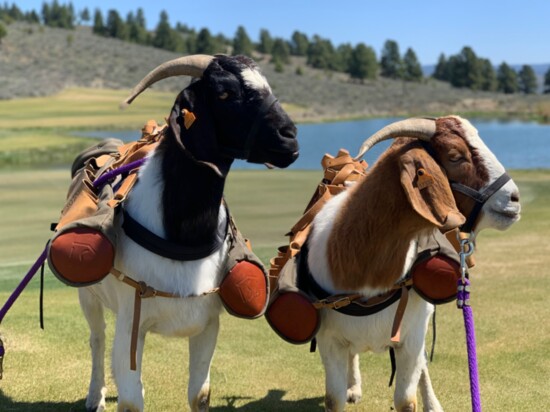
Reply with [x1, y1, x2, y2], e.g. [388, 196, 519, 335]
[399, 150, 466, 232]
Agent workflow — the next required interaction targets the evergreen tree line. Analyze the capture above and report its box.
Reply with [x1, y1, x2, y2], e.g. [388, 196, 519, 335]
[433, 47, 543, 94]
[2, 2, 550, 93]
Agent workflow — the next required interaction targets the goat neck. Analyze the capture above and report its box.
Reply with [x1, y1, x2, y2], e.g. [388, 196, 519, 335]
[154, 128, 228, 245]
[325, 145, 437, 291]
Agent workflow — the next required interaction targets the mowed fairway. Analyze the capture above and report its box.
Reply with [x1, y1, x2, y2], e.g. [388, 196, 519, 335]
[0, 167, 549, 411]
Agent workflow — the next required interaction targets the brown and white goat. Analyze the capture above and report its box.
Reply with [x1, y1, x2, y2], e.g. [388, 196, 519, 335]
[78, 54, 298, 412]
[306, 116, 520, 411]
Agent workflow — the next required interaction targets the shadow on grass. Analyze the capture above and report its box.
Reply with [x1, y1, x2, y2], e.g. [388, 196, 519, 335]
[0, 390, 117, 411]
[212, 389, 324, 411]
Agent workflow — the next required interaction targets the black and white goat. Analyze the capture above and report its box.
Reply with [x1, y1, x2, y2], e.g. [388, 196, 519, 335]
[304, 116, 520, 411]
[78, 54, 298, 412]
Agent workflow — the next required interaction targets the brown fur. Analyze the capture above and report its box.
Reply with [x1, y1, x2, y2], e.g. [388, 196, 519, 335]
[327, 139, 463, 291]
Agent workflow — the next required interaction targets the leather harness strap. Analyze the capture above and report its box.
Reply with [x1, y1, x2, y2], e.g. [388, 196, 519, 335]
[110, 267, 219, 370]
[269, 149, 367, 283]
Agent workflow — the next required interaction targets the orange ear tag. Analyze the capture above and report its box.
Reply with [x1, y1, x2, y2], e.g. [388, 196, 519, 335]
[416, 168, 434, 190]
[182, 109, 196, 129]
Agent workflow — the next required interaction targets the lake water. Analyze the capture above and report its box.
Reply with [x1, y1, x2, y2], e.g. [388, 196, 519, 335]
[78, 118, 550, 170]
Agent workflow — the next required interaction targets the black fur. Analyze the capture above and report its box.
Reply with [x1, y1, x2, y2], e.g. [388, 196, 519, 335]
[157, 55, 298, 243]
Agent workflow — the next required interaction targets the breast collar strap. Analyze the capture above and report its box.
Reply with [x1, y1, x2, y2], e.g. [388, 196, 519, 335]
[122, 206, 229, 261]
[297, 242, 404, 317]
[219, 94, 278, 159]
[450, 172, 511, 232]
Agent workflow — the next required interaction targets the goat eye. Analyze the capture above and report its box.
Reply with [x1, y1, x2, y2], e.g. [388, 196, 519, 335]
[448, 150, 465, 163]
[219, 92, 229, 100]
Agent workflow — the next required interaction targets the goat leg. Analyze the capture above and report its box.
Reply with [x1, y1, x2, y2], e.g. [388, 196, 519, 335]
[346, 353, 362, 404]
[79, 289, 107, 412]
[188, 316, 220, 412]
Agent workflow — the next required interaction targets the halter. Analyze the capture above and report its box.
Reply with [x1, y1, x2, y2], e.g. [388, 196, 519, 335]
[451, 173, 512, 232]
[418, 140, 512, 233]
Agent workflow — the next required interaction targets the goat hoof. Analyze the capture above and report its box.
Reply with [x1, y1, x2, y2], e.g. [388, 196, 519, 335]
[346, 386, 362, 404]
[397, 403, 416, 412]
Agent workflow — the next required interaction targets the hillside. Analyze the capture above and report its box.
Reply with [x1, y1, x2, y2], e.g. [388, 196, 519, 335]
[1, 22, 549, 122]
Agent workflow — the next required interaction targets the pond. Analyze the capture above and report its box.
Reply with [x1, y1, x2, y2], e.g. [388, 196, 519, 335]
[77, 118, 550, 170]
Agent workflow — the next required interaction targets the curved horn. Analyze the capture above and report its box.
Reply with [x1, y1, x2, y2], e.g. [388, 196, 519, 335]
[354, 118, 437, 160]
[122, 54, 215, 106]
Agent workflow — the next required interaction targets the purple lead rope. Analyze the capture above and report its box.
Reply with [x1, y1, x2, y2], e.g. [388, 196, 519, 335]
[0, 247, 48, 325]
[93, 158, 147, 189]
[457, 278, 482, 412]
[0, 160, 146, 325]
[457, 235, 482, 412]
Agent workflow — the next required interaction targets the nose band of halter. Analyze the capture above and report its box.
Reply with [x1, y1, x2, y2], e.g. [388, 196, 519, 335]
[219, 93, 279, 160]
[451, 172, 512, 232]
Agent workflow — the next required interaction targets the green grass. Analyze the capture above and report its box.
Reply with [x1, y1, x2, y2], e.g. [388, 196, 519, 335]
[0, 168, 549, 411]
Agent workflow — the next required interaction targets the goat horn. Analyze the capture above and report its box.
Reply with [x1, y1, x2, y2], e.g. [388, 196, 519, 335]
[354, 118, 437, 160]
[122, 54, 215, 106]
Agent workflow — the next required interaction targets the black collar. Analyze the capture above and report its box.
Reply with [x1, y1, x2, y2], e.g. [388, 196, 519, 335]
[122, 206, 228, 261]
[297, 242, 403, 317]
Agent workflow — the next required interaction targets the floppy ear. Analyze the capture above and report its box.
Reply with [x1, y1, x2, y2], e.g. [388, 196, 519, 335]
[399, 148, 466, 232]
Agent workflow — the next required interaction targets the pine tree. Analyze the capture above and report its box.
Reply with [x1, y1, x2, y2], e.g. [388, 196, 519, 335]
[380, 40, 402, 79]
[403, 47, 423, 82]
[80, 7, 90, 24]
[497, 62, 519, 94]
[307, 35, 336, 70]
[348, 43, 378, 82]
[479, 58, 497, 91]
[195, 28, 216, 54]
[92, 9, 105, 36]
[544, 68, 550, 94]
[271, 37, 290, 64]
[232, 25, 253, 56]
[290, 31, 308, 56]
[0, 22, 6, 44]
[446, 47, 482, 90]
[335, 43, 353, 73]
[153, 10, 178, 51]
[518, 65, 538, 94]
[433, 53, 449, 81]
[106, 9, 127, 40]
[257, 28, 273, 54]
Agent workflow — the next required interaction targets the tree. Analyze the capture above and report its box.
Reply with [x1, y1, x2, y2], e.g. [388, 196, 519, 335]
[127, 11, 148, 44]
[380, 39, 402, 79]
[433, 53, 449, 81]
[402, 47, 423, 82]
[307, 35, 336, 70]
[232, 25, 253, 56]
[136, 8, 146, 30]
[290, 30, 308, 56]
[92, 8, 105, 36]
[152, 10, 179, 51]
[195, 28, 216, 54]
[448, 46, 482, 90]
[106, 9, 127, 40]
[0, 22, 6, 44]
[271, 37, 290, 64]
[335, 43, 353, 73]
[348, 43, 378, 82]
[79, 7, 90, 24]
[257, 28, 273, 54]
[479, 58, 497, 91]
[497, 62, 519, 94]
[544, 68, 550, 94]
[518, 65, 538, 94]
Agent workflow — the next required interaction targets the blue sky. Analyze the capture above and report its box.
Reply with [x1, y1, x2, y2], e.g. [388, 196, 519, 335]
[14, 0, 550, 66]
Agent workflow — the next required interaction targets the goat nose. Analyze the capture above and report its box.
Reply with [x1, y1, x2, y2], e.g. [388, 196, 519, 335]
[280, 124, 297, 139]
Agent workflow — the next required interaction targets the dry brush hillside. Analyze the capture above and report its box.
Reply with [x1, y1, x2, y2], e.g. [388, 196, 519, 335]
[1, 22, 549, 122]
